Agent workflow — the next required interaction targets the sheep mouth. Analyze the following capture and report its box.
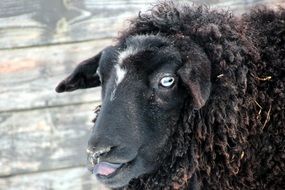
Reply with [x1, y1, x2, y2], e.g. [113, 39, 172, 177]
[88, 157, 135, 178]
[92, 162, 124, 177]
[88, 159, 120, 174]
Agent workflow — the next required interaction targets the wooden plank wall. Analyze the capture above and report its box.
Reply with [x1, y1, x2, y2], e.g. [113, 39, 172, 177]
[0, 0, 283, 190]
[0, 1, 156, 189]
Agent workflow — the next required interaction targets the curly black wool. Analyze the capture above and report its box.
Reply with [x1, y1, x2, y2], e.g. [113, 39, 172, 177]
[97, 2, 284, 189]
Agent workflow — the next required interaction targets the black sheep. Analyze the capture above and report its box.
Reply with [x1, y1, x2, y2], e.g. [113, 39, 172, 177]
[56, 2, 285, 189]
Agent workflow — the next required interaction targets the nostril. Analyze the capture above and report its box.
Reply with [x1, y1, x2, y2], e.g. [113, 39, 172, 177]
[86, 147, 97, 155]
[86, 146, 113, 161]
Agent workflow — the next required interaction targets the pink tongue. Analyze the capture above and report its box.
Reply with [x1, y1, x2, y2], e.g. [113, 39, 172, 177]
[93, 162, 122, 176]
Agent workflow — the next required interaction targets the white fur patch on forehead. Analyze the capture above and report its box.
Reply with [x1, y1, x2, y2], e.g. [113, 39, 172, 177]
[117, 34, 154, 65]
[118, 46, 139, 65]
[115, 64, 127, 85]
[110, 64, 127, 101]
[118, 34, 170, 65]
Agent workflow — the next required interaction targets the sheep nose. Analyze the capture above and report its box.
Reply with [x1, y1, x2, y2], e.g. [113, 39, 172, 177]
[86, 146, 112, 165]
[86, 147, 111, 159]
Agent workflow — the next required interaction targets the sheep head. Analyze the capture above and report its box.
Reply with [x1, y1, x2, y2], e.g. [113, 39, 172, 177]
[55, 34, 211, 188]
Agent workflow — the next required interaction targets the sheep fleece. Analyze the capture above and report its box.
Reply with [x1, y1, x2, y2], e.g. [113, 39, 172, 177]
[114, 2, 285, 190]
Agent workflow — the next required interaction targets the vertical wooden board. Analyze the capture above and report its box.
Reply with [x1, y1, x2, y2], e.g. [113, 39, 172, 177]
[0, 0, 156, 49]
[0, 102, 100, 176]
[0, 113, 13, 175]
[0, 167, 109, 190]
[0, 39, 111, 112]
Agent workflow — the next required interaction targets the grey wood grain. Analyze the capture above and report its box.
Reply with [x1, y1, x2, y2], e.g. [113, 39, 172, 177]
[0, 102, 99, 177]
[0, 166, 109, 190]
[0, 39, 113, 112]
[0, 0, 282, 49]
[0, 0, 156, 49]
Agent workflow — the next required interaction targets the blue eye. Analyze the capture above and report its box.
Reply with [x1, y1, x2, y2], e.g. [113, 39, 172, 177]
[160, 76, 175, 88]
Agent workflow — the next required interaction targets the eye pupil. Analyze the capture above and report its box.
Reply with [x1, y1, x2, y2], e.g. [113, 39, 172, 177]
[160, 76, 175, 87]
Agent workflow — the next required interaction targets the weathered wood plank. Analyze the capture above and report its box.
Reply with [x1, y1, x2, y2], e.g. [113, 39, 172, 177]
[0, 0, 156, 49]
[0, 0, 283, 49]
[0, 103, 99, 176]
[0, 39, 113, 112]
[0, 167, 109, 190]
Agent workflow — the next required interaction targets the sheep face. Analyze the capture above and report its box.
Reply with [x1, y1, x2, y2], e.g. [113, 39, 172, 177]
[88, 36, 187, 188]
[56, 34, 211, 188]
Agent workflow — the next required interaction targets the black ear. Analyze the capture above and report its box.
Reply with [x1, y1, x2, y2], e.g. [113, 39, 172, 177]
[55, 46, 116, 93]
[178, 53, 211, 109]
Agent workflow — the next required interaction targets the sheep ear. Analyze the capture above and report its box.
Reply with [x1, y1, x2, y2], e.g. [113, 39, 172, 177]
[55, 46, 115, 93]
[178, 61, 211, 109]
